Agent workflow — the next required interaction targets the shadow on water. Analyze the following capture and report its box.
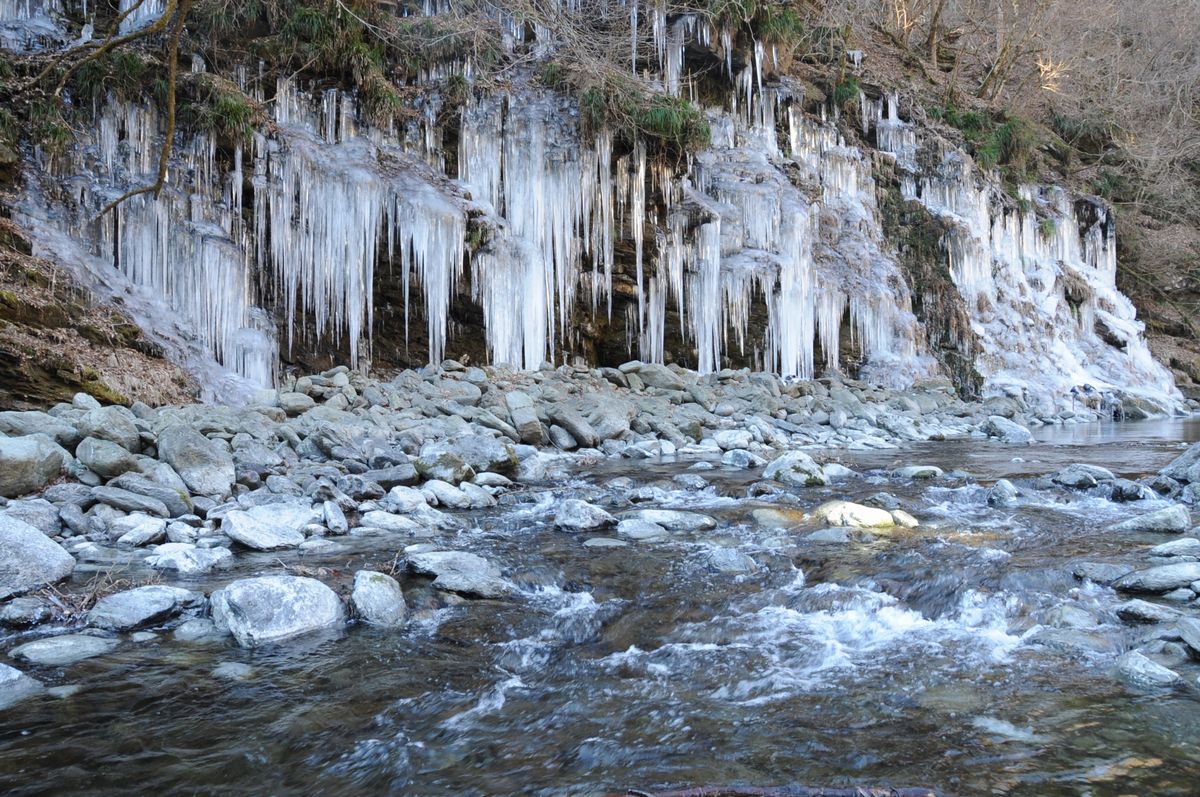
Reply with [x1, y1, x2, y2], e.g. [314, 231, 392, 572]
[2, 418, 1200, 796]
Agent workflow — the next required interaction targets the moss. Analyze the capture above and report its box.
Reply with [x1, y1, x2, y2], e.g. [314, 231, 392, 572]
[930, 104, 1037, 178]
[832, 76, 859, 108]
[1038, 217, 1057, 239]
[178, 76, 260, 145]
[82, 379, 129, 406]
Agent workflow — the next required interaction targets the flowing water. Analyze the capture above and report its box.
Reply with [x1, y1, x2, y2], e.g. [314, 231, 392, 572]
[4, 419, 1200, 796]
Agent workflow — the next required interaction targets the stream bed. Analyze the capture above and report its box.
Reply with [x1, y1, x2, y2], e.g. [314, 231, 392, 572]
[4, 418, 1200, 796]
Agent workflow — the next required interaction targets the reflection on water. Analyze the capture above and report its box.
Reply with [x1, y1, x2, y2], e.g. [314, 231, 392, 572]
[2, 418, 1199, 796]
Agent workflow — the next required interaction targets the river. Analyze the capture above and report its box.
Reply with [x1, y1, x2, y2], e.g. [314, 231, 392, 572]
[3, 418, 1200, 796]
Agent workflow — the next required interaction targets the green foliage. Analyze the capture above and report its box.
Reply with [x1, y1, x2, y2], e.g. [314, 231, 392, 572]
[706, 0, 757, 26]
[540, 62, 566, 89]
[69, 50, 151, 103]
[755, 5, 806, 46]
[930, 104, 1037, 175]
[1051, 112, 1113, 156]
[1038, 217, 1057, 239]
[635, 95, 710, 151]
[29, 99, 71, 156]
[178, 77, 258, 144]
[833, 76, 859, 107]
[1091, 169, 1129, 201]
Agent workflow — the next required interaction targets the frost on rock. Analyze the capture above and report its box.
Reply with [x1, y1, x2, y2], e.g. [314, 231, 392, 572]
[0, 0, 65, 52]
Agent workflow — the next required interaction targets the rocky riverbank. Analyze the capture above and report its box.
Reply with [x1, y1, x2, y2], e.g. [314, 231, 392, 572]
[1, 359, 1199, 714]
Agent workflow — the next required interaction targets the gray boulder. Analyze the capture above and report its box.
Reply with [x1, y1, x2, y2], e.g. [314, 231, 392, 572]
[211, 575, 345, 647]
[351, 570, 407, 626]
[106, 473, 193, 517]
[504, 391, 548, 445]
[616, 518, 669, 540]
[635, 363, 687, 391]
[1052, 463, 1114, 490]
[0, 515, 74, 599]
[0, 410, 79, 448]
[982, 416, 1033, 444]
[555, 499, 615, 531]
[763, 451, 827, 487]
[278, 392, 316, 416]
[0, 663, 44, 709]
[1115, 650, 1180, 688]
[619, 509, 716, 532]
[2, 498, 61, 536]
[547, 404, 599, 448]
[419, 435, 517, 477]
[76, 407, 141, 453]
[1072, 562, 1134, 584]
[1178, 618, 1200, 657]
[1110, 505, 1190, 533]
[87, 585, 200, 630]
[1148, 537, 1200, 557]
[1113, 562, 1200, 593]
[0, 596, 53, 628]
[407, 550, 512, 598]
[144, 543, 232, 574]
[221, 502, 318, 550]
[0, 435, 66, 498]
[109, 514, 167, 547]
[156, 424, 235, 497]
[92, 486, 170, 518]
[1160, 442, 1200, 483]
[75, 437, 138, 479]
[1115, 599, 1181, 624]
[413, 450, 473, 483]
[10, 634, 119, 666]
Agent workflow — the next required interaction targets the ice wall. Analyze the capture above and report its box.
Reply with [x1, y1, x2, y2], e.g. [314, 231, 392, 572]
[4, 0, 1178, 408]
[865, 93, 1178, 405]
[0, 0, 64, 51]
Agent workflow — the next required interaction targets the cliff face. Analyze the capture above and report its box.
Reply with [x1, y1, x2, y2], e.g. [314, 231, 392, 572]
[0, 0, 1187, 413]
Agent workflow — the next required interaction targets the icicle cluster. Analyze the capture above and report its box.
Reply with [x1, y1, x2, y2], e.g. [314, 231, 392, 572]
[0, 0, 63, 50]
[865, 93, 1176, 402]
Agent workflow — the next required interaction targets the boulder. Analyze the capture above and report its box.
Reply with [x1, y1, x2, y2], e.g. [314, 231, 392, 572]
[1178, 617, 1200, 657]
[422, 480, 473, 509]
[1115, 650, 1180, 688]
[144, 543, 233, 574]
[1052, 464, 1114, 490]
[221, 502, 318, 550]
[504, 391, 548, 445]
[0, 515, 74, 599]
[2, 498, 61, 536]
[278, 392, 316, 416]
[359, 510, 420, 533]
[156, 424, 235, 497]
[762, 451, 827, 487]
[893, 465, 944, 480]
[0, 435, 66, 498]
[0, 596, 53, 628]
[547, 405, 600, 448]
[361, 463, 419, 489]
[0, 663, 44, 710]
[87, 585, 199, 630]
[351, 570, 407, 626]
[616, 518, 670, 540]
[92, 486, 170, 518]
[1110, 505, 1190, 534]
[109, 514, 167, 547]
[106, 473, 193, 517]
[413, 450, 474, 483]
[1113, 562, 1200, 593]
[634, 363, 687, 391]
[1160, 442, 1200, 483]
[1072, 562, 1134, 584]
[419, 435, 517, 477]
[1115, 599, 1181, 624]
[619, 509, 716, 532]
[211, 575, 345, 647]
[813, 500, 896, 529]
[1148, 538, 1200, 558]
[406, 550, 512, 598]
[76, 407, 141, 452]
[0, 410, 79, 448]
[982, 416, 1033, 444]
[75, 437, 138, 479]
[555, 499, 615, 531]
[10, 634, 119, 666]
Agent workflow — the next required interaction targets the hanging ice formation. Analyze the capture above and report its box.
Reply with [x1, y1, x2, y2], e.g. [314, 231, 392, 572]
[0, 0, 64, 51]
[6, 0, 1179, 407]
[863, 92, 1178, 404]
